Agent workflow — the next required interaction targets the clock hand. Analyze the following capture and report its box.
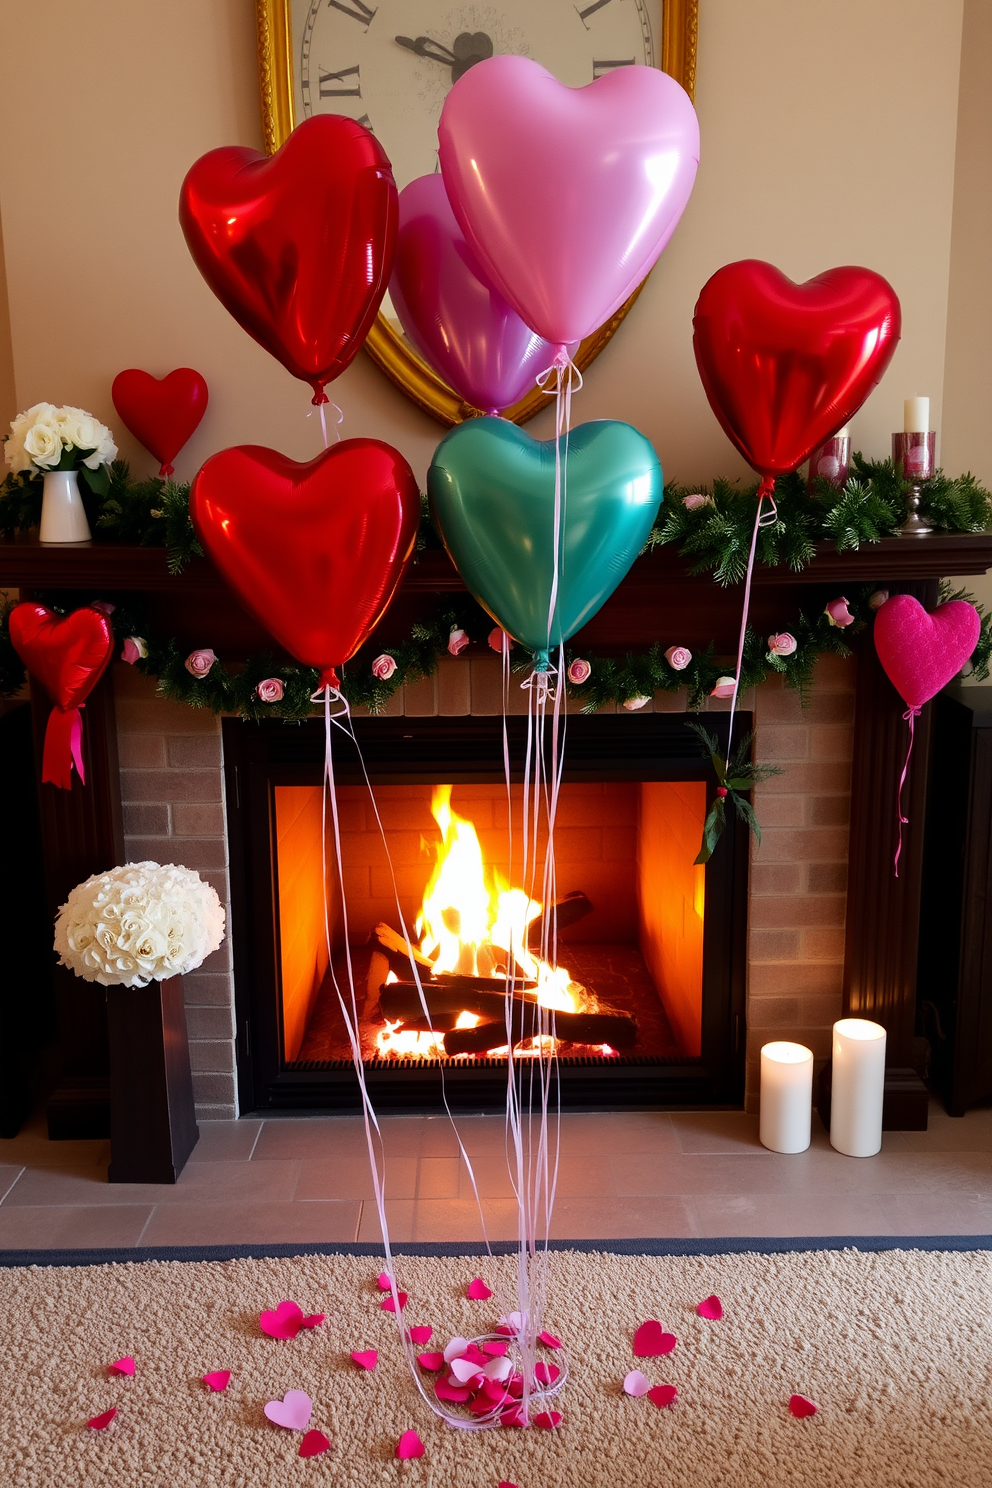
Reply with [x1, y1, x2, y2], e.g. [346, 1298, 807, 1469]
[395, 34, 458, 65]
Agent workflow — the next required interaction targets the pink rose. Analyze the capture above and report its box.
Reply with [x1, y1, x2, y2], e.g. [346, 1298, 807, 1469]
[255, 677, 284, 702]
[710, 676, 736, 699]
[682, 493, 711, 511]
[869, 589, 889, 610]
[665, 645, 692, 671]
[824, 596, 854, 628]
[447, 628, 469, 657]
[90, 600, 116, 616]
[767, 632, 797, 657]
[623, 695, 650, 711]
[567, 658, 591, 685]
[184, 648, 217, 678]
[121, 636, 147, 665]
[488, 627, 513, 654]
[371, 654, 397, 681]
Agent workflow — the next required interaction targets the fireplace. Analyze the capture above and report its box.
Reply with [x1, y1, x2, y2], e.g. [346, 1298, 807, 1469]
[224, 714, 748, 1112]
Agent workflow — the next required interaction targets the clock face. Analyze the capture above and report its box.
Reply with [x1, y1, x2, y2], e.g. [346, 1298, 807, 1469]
[294, 0, 659, 191]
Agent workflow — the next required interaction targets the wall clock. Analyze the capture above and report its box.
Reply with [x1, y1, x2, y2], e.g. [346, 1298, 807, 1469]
[256, 0, 697, 425]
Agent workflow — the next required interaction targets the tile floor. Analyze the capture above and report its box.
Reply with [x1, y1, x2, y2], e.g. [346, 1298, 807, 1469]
[2, 1101, 992, 1250]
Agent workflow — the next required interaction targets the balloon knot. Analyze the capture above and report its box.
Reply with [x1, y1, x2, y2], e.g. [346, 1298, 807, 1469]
[756, 476, 777, 501]
[159, 463, 175, 479]
[319, 667, 340, 689]
[553, 347, 571, 369]
[311, 389, 329, 407]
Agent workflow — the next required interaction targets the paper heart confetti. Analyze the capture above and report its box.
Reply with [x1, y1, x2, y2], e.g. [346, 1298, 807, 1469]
[299, 1430, 331, 1458]
[417, 1352, 445, 1371]
[499, 1482, 520, 1487]
[501, 1407, 526, 1428]
[409, 1326, 433, 1344]
[623, 1370, 652, 1397]
[396, 1429, 426, 1459]
[633, 1321, 677, 1357]
[302, 1313, 326, 1330]
[789, 1394, 819, 1418]
[466, 1277, 493, 1300]
[534, 1362, 560, 1386]
[202, 1371, 231, 1392]
[534, 1410, 563, 1430]
[351, 1349, 378, 1371]
[483, 1340, 508, 1357]
[381, 1291, 408, 1312]
[443, 1337, 471, 1363]
[450, 1357, 484, 1385]
[87, 1408, 117, 1430]
[538, 1331, 562, 1349]
[435, 1378, 474, 1403]
[697, 1295, 724, 1320]
[496, 1312, 522, 1336]
[259, 1301, 305, 1339]
[107, 1356, 134, 1376]
[648, 1384, 678, 1409]
[264, 1391, 313, 1431]
[484, 1356, 512, 1383]
[377, 1272, 392, 1291]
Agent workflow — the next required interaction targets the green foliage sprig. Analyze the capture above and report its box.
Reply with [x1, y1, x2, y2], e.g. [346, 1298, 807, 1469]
[687, 723, 782, 864]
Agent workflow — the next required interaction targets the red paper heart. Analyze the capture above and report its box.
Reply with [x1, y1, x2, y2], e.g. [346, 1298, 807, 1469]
[789, 1394, 819, 1418]
[647, 1384, 678, 1409]
[107, 1356, 135, 1376]
[87, 1408, 117, 1430]
[112, 368, 208, 476]
[259, 1300, 304, 1339]
[874, 596, 980, 710]
[696, 1294, 724, 1320]
[179, 115, 397, 402]
[202, 1370, 230, 1392]
[350, 1349, 378, 1371]
[190, 441, 419, 688]
[299, 1429, 331, 1458]
[396, 1429, 425, 1459]
[8, 604, 114, 713]
[693, 261, 901, 478]
[466, 1277, 493, 1300]
[632, 1320, 677, 1357]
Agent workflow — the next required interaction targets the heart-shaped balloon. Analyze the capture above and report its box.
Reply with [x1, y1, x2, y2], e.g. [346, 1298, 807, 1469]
[438, 55, 699, 347]
[112, 368, 209, 476]
[191, 440, 419, 686]
[428, 418, 661, 664]
[179, 116, 397, 402]
[693, 261, 901, 479]
[873, 595, 980, 710]
[8, 603, 115, 789]
[390, 175, 571, 414]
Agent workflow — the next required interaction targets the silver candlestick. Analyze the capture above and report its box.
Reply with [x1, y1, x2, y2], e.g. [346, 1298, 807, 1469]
[892, 432, 936, 536]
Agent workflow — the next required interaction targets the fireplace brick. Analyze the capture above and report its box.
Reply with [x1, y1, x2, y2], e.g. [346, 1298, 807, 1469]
[750, 893, 846, 929]
[183, 971, 235, 1005]
[807, 862, 848, 894]
[755, 962, 845, 997]
[123, 802, 170, 836]
[802, 926, 847, 960]
[747, 996, 801, 1028]
[166, 735, 222, 769]
[189, 1039, 237, 1073]
[191, 1072, 236, 1106]
[119, 734, 167, 768]
[185, 1005, 236, 1040]
[438, 657, 472, 715]
[121, 768, 223, 803]
[749, 929, 802, 961]
[172, 803, 226, 837]
[755, 725, 810, 761]
[753, 826, 849, 864]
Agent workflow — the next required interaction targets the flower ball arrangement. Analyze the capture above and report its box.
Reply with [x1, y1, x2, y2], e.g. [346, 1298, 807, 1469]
[54, 862, 225, 989]
[3, 402, 117, 495]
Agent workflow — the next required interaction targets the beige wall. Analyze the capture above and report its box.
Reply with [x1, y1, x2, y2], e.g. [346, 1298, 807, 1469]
[0, 0, 970, 490]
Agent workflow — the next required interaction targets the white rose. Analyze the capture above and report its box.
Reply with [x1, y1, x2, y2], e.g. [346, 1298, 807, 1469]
[57, 406, 117, 468]
[23, 420, 64, 469]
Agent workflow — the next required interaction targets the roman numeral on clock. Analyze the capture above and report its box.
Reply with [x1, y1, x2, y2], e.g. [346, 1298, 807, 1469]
[319, 64, 361, 98]
[577, 0, 614, 23]
[593, 58, 635, 78]
[327, 0, 376, 24]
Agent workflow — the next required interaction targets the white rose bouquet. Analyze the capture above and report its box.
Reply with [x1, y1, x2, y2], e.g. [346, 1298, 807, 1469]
[54, 862, 226, 989]
[4, 402, 118, 496]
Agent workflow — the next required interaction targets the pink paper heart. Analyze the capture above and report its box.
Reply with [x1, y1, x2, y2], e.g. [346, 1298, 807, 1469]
[482, 1377, 511, 1402]
[381, 1291, 408, 1312]
[496, 1312, 522, 1336]
[648, 1384, 678, 1409]
[87, 1408, 117, 1430]
[264, 1390, 313, 1430]
[299, 1429, 330, 1458]
[377, 1272, 392, 1291]
[633, 1321, 677, 1357]
[435, 1377, 474, 1403]
[874, 595, 980, 710]
[697, 1294, 724, 1320]
[302, 1313, 325, 1330]
[351, 1349, 378, 1371]
[463, 1344, 489, 1366]
[202, 1370, 231, 1392]
[538, 1330, 562, 1349]
[410, 1325, 433, 1344]
[483, 1340, 508, 1357]
[534, 1410, 562, 1430]
[623, 1370, 652, 1397]
[501, 1406, 526, 1428]
[260, 1300, 304, 1339]
[396, 1429, 425, 1459]
[534, 1361, 560, 1386]
[789, 1394, 819, 1418]
[499, 1481, 520, 1487]
[443, 1336, 471, 1363]
[484, 1356, 512, 1383]
[466, 1277, 493, 1300]
[418, 1351, 445, 1371]
[108, 1356, 134, 1376]
[450, 1357, 484, 1385]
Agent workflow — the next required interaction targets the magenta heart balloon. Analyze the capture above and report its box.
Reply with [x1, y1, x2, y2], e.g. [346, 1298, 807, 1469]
[390, 174, 571, 414]
[438, 55, 699, 348]
[874, 595, 980, 709]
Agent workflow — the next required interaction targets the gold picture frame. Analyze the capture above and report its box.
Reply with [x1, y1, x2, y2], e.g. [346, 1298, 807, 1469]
[255, 1, 698, 427]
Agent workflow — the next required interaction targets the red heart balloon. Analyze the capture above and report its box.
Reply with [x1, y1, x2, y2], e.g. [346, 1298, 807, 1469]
[874, 595, 980, 710]
[179, 116, 397, 403]
[112, 367, 208, 476]
[8, 603, 114, 711]
[190, 440, 420, 686]
[693, 261, 901, 480]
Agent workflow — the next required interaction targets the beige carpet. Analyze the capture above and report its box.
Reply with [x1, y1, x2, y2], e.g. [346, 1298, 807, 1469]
[2, 1246, 990, 1487]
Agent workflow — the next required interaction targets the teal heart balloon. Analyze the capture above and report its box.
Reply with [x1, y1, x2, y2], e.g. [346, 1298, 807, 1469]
[428, 418, 662, 667]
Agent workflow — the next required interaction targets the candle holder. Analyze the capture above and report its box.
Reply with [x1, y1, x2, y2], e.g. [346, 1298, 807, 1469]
[759, 1041, 813, 1153]
[892, 432, 937, 536]
[807, 435, 851, 490]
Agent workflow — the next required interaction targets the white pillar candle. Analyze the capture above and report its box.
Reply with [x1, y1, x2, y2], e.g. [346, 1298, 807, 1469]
[759, 1042, 813, 1154]
[904, 396, 929, 433]
[830, 1018, 886, 1158]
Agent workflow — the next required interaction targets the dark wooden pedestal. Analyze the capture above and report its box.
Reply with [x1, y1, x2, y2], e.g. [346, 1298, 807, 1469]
[106, 974, 199, 1184]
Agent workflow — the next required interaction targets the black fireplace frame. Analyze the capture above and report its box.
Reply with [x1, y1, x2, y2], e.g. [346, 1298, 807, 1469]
[223, 712, 749, 1113]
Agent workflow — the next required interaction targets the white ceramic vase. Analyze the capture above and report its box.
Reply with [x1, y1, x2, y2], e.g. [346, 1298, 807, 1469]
[39, 469, 92, 543]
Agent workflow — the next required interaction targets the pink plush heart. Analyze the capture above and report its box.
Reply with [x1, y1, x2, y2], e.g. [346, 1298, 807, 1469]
[409, 1325, 433, 1344]
[789, 1393, 819, 1419]
[396, 1429, 426, 1459]
[259, 1300, 304, 1339]
[202, 1370, 230, 1392]
[633, 1321, 677, 1357]
[299, 1429, 331, 1458]
[623, 1370, 652, 1397]
[873, 596, 980, 710]
[697, 1294, 724, 1320]
[264, 1390, 313, 1430]
[87, 1408, 117, 1430]
[466, 1277, 493, 1300]
[648, 1384, 678, 1409]
[107, 1356, 134, 1376]
[350, 1349, 378, 1371]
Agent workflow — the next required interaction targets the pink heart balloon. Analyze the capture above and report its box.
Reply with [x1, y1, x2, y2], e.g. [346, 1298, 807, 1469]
[390, 174, 571, 414]
[439, 55, 699, 347]
[264, 1390, 313, 1431]
[873, 596, 980, 709]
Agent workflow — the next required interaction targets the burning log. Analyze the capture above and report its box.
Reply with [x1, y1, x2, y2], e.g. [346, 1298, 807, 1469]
[443, 1007, 637, 1057]
[547, 891, 594, 930]
[379, 980, 538, 1023]
[370, 922, 434, 976]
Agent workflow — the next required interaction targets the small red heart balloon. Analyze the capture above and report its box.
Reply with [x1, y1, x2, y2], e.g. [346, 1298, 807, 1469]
[8, 604, 115, 788]
[179, 116, 397, 403]
[873, 595, 980, 710]
[190, 441, 420, 686]
[112, 367, 208, 476]
[693, 261, 901, 480]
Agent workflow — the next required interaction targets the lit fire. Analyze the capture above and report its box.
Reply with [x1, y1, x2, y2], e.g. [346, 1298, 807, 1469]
[375, 786, 582, 1058]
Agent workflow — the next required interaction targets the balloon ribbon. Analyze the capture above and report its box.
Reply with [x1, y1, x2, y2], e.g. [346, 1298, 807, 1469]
[893, 704, 922, 878]
[42, 705, 86, 789]
[725, 476, 779, 758]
